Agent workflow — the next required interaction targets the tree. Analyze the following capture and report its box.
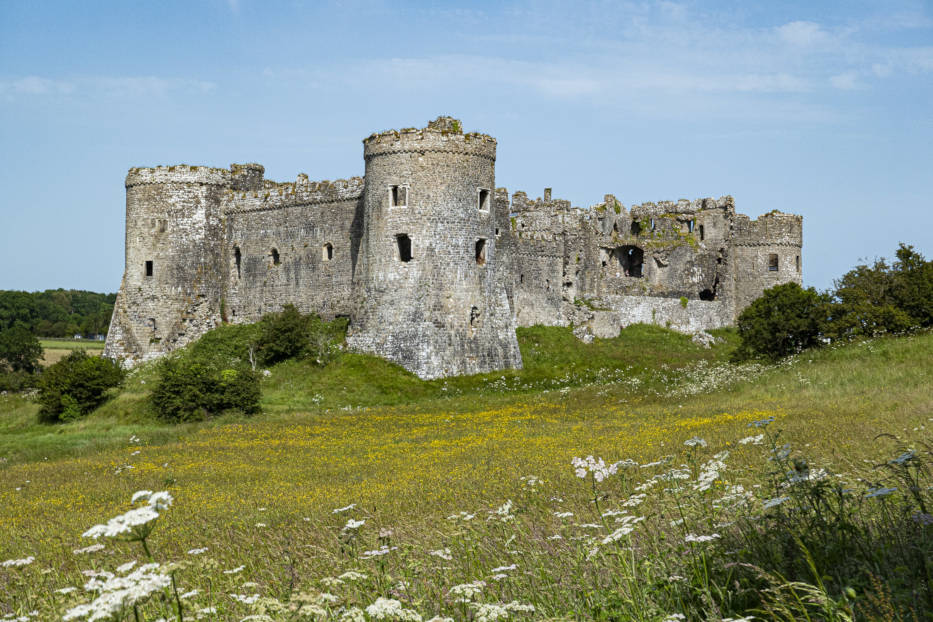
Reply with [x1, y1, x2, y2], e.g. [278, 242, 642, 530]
[0, 326, 43, 374]
[734, 283, 829, 361]
[891, 244, 933, 327]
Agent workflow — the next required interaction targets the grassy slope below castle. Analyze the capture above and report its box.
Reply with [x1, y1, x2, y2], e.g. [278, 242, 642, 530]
[0, 327, 930, 619]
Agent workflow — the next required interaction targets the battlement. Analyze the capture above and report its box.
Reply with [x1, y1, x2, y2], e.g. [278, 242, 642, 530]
[225, 175, 364, 213]
[508, 189, 574, 213]
[734, 210, 803, 246]
[362, 116, 497, 162]
[125, 165, 231, 188]
[630, 196, 734, 217]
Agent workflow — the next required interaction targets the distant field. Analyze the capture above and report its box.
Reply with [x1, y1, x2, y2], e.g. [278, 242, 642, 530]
[40, 339, 104, 367]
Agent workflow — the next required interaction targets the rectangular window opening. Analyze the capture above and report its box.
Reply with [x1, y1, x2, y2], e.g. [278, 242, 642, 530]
[396, 234, 412, 262]
[478, 188, 490, 211]
[145, 260, 153, 277]
[390, 185, 408, 208]
[699, 224, 705, 241]
[687, 219, 695, 233]
[475, 239, 487, 265]
[796, 255, 801, 273]
[768, 253, 779, 272]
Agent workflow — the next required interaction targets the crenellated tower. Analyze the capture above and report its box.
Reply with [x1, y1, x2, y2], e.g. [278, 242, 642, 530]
[346, 117, 522, 378]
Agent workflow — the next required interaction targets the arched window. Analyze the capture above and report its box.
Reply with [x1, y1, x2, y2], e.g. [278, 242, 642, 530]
[323, 243, 333, 262]
[475, 239, 487, 265]
[271, 248, 280, 266]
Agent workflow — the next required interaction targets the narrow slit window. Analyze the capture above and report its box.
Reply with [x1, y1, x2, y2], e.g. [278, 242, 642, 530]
[271, 248, 280, 265]
[650, 218, 656, 231]
[699, 224, 705, 241]
[390, 185, 408, 208]
[478, 189, 490, 211]
[475, 239, 487, 265]
[687, 220, 695, 233]
[145, 260, 153, 277]
[796, 255, 801, 273]
[234, 247, 241, 279]
[396, 234, 412, 262]
[768, 253, 779, 271]
[323, 243, 333, 262]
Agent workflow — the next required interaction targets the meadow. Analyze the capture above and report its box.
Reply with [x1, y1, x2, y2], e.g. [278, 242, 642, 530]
[39, 339, 104, 367]
[0, 326, 930, 621]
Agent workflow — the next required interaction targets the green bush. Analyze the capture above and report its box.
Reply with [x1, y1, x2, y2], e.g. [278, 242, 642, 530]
[150, 357, 261, 422]
[0, 326, 43, 374]
[734, 282, 829, 361]
[255, 304, 345, 366]
[37, 351, 124, 422]
[0, 369, 38, 393]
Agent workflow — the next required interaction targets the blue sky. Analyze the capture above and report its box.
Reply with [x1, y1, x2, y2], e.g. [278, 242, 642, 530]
[1, 0, 931, 292]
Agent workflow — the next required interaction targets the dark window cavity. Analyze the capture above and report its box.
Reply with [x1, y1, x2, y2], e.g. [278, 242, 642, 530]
[271, 248, 280, 265]
[699, 224, 705, 241]
[475, 239, 487, 265]
[390, 185, 408, 208]
[768, 253, 779, 271]
[796, 255, 801, 273]
[699, 289, 715, 301]
[630, 221, 641, 236]
[234, 247, 241, 279]
[478, 188, 490, 211]
[323, 243, 334, 262]
[470, 306, 481, 336]
[145, 260, 153, 277]
[687, 219, 695, 233]
[396, 234, 412, 262]
[650, 218, 656, 231]
[619, 245, 644, 277]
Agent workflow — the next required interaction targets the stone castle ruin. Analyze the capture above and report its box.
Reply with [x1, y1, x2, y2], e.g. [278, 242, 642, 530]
[105, 117, 802, 379]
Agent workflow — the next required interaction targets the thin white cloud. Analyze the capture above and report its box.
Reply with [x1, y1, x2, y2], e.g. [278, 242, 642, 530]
[0, 75, 216, 101]
[776, 21, 831, 48]
[830, 71, 861, 90]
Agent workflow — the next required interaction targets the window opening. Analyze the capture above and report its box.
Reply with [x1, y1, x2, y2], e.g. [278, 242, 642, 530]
[145, 260, 153, 277]
[478, 189, 490, 211]
[149, 317, 157, 331]
[323, 243, 333, 262]
[470, 306, 481, 337]
[271, 248, 280, 265]
[699, 224, 705, 241]
[390, 185, 408, 208]
[768, 253, 779, 272]
[495, 228, 500, 237]
[475, 239, 487, 265]
[699, 289, 715, 301]
[630, 221, 641, 236]
[234, 247, 241, 279]
[520, 274, 524, 284]
[687, 220, 695, 233]
[396, 234, 412, 262]
[796, 255, 800, 273]
[616, 245, 644, 277]
[650, 218, 656, 231]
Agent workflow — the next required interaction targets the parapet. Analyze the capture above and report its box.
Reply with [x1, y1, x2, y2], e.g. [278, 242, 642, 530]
[230, 163, 265, 191]
[363, 116, 497, 162]
[225, 176, 365, 213]
[734, 210, 803, 247]
[125, 165, 231, 188]
[630, 196, 734, 217]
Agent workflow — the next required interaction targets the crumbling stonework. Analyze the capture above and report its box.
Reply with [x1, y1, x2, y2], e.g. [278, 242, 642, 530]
[105, 117, 802, 377]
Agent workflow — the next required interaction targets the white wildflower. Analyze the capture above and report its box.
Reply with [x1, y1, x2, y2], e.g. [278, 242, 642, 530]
[332, 504, 357, 514]
[554, 511, 574, 518]
[230, 593, 260, 604]
[115, 561, 137, 574]
[364, 597, 422, 621]
[738, 434, 764, 445]
[65, 563, 171, 621]
[763, 496, 791, 509]
[448, 580, 485, 603]
[429, 548, 452, 561]
[446, 511, 475, 521]
[361, 545, 397, 559]
[684, 437, 707, 447]
[223, 565, 245, 574]
[685, 533, 721, 543]
[491, 564, 517, 573]
[56, 586, 78, 594]
[186, 547, 208, 555]
[74, 544, 106, 555]
[571, 455, 620, 482]
[1, 556, 34, 567]
[621, 493, 646, 507]
[338, 570, 368, 581]
[180, 589, 198, 599]
[490, 500, 514, 521]
[342, 518, 365, 532]
[663, 615, 687, 622]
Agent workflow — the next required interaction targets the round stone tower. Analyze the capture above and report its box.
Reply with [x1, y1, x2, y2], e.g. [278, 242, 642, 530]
[104, 165, 230, 363]
[347, 117, 522, 379]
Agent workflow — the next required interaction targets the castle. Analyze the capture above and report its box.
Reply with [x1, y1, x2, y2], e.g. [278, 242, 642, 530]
[104, 117, 803, 379]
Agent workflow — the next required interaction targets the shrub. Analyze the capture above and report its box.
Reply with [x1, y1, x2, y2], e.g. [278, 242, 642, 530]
[255, 304, 345, 366]
[150, 357, 260, 422]
[0, 326, 43, 374]
[0, 369, 38, 393]
[734, 282, 829, 361]
[37, 351, 124, 422]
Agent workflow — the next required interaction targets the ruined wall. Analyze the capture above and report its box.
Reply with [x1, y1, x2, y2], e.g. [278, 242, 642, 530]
[732, 212, 803, 316]
[223, 176, 362, 323]
[347, 117, 522, 378]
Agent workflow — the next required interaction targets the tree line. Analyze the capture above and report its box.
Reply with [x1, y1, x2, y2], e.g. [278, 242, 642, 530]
[0, 289, 116, 338]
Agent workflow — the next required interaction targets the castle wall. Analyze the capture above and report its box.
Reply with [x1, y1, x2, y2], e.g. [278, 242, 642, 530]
[223, 178, 363, 322]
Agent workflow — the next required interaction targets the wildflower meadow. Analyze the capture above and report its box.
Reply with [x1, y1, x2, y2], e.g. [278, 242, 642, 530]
[0, 326, 930, 620]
